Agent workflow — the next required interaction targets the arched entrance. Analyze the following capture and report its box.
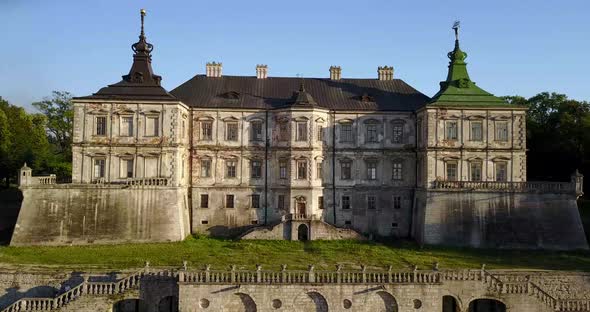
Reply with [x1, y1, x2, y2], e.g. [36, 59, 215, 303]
[221, 293, 257, 312]
[442, 295, 460, 312]
[158, 296, 179, 312]
[307, 291, 329, 312]
[298, 224, 309, 241]
[376, 291, 398, 312]
[113, 299, 146, 312]
[468, 299, 506, 312]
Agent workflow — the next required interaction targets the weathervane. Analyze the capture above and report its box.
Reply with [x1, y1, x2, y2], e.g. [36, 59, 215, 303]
[452, 20, 460, 40]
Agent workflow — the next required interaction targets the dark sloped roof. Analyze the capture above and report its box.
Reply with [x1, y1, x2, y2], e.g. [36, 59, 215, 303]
[170, 75, 429, 111]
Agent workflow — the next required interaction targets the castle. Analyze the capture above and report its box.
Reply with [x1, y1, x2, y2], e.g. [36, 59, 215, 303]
[10, 12, 588, 249]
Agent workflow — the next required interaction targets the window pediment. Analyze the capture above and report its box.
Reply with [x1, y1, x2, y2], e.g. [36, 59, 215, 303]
[466, 115, 486, 120]
[364, 118, 380, 124]
[293, 116, 309, 122]
[338, 119, 354, 124]
[492, 156, 510, 162]
[196, 115, 214, 121]
[315, 117, 326, 123]
[141, 110, 161, 116]
[88, 108, 109, 115]
[114, 109, 135, 115]
[491, 115, 511, 120]
[222, 116, 239, 122]
[442, 156, 460, 161]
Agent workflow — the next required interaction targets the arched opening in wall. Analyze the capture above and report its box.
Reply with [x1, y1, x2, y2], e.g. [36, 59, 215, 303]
[158, 296, 179, 312]
[298, 224, 309, 241]
[442, 295, 460, 312]
[307, 291, 329, 312]
[236, 293, 257, 312]
[376, 291, 398, 312]
[113, 299, 147, 312]
[468, 299, 506, 312]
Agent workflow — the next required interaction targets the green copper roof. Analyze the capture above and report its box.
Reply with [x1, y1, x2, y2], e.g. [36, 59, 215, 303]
[429, 29, 519, 108]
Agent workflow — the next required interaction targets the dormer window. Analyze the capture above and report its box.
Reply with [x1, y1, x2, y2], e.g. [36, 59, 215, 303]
[359, 93, 375, 102]
[220, 91, 240, 99]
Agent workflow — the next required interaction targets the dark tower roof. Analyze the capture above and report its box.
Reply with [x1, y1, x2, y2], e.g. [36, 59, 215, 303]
[290, 80, 318, 107]
[75, 9, 177, 102]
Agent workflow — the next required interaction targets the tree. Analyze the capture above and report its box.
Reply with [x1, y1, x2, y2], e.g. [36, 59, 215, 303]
[32, 91, 73, 161]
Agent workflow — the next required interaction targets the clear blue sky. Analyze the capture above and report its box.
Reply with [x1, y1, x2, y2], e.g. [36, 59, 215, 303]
[1, 0, 589, 110]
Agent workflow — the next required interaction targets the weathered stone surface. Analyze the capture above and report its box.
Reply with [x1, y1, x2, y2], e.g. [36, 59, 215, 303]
[10, 185, 190, 246]
[240, 219, 365, 240]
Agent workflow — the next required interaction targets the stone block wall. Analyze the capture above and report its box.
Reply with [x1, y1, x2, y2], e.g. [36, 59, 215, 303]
[10, 185, 190, 246]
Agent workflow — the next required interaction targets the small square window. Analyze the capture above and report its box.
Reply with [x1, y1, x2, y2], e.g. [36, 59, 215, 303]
[392, 222, 398, 227]
[342, 196, 351, 210]
[367, 196, 377, 210]
[201, 220, 209, 225]
[393, 196, 401, 209]
[251, 220, 258, 225]
[226, 195, 235, 208]
[344, 220, 352, 225]
[200, 194, 209, 208]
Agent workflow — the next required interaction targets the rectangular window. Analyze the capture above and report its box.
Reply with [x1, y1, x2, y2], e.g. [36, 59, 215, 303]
[120, 158, 134, 178]
[340, 124, 353, 142]
[146, 116, 159, 136]
[226, 122, 238, 141]
[496, 162, 507, 182]
[296, 122, 307, 141]
[316, 162, 323, 180]
[95, 116, 107, 136]
[392, 162, 403, 180]
[200, 194, 209, 208]
[366, 161, 377, 180]
[470, 121, 483, 141]
[121, 116, 133, 137]
[279, 122, 289, 141]
[201, 121, 212, 141]
[200, 159, 211, 177]
[144, 157, 158, 177]
[393, 196, 401, 209]
[226, 195, 234, 208]
[470, 162, 482, 181]
[226, 160, 237, 178]
[367, 195, 377, 210]
[251, 121, 263, 141]
[446, 121, 458, 140]
[341, 161, 352, 180]
[446, 162, 458, 181]
[317, 125, 324, 142]
[251, 160, 262, 179]
[496, 121, 508, 141]
[252, 194, 260, 208]
[93, 158, 106, 179]
[279, 159, 288, 179]
[278, 194, 285, 210]
[318, 196, 324, 210]
[392, 124, 403, 143]
[297, 160, 307, 179]
[342, 196, 351, 210]
[366, 124, 378, 142]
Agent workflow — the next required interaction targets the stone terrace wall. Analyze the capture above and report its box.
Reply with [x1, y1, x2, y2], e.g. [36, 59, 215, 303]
[415, 190, 588, 250]
[10, 184, 190, 246]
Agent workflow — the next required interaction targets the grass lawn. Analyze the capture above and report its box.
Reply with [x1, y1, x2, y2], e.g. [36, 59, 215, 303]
[0, 236, 589, 272]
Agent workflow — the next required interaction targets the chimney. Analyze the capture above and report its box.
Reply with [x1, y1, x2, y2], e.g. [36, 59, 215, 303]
[206, 62, 223, 78]
[329, 66, 342, 80]
[256, 64, 268, 79]
[377, 66, 394, 81]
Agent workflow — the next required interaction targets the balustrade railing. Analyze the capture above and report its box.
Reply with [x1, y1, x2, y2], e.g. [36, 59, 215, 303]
[432, 180, 575, 193]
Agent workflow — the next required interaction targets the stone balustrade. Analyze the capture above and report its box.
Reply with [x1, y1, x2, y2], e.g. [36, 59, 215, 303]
[432, 180, 576, 194]
[282, 213, 321, 221]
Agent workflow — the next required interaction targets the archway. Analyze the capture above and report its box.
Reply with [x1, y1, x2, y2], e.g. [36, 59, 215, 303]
[442, 295, 460, 312]
[221, 293, 257, 312]
[307, 291, 329, 312]
[468, 299, 506, 312]
[375, 291, 398, 312]
[113, 299, 147, 312]
[158, 296, 179, 312]
[298, 224, 309, 241]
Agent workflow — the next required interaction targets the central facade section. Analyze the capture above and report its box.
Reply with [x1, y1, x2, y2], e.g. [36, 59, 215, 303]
[178, 73, 423, 238]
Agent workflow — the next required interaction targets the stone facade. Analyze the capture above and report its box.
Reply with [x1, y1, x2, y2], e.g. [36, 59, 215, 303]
[1, 267, 589, 312]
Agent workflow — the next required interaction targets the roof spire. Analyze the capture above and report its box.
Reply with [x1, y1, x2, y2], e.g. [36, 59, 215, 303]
[132, 9, 153, 56]
[452, 20, 460, 41]
[140, 9, 146, 38]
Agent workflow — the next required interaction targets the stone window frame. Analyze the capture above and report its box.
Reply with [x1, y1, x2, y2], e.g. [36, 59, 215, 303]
[251, 194, 261, 209]
[445, 159, 459, 181]
[494, 120, 510, 142]
[277, 118, 290, 142]
[143, 153, 160, 178]
[296, 157, 308, 180]
[250, 158, 262, 179]
[225, 121, 239, 142]
[392, 159, 403, 181]
[341, 195, 351, 210]
[367, 195, 377, 210]
[338, 119, 354, 143]
[364, 119, 380, 143]
[92, 155, 107, 180]
[94, 115, 108, 137]
[390, 119, 406, 144]
[468, 158, 483, 181]
[318, 196, 324, 210]
[467, 116, 485, 142]
[200, 194, 209, 208]
[118, 154, 135, 179]
[116, 110, 135, 137]
[199, 157, 212, 178]
[393, 196, 402, 209]
[295, 117, 309, 142]
[339, 158, 353, 180]
[143, 111, 161, 137]
[316, 117, 326, 143]
[199, 119, 214, 141]
[225, 194, 235, 208]
[278, 158, 289, 180]
[277, 194, 286, 211]
[445, 119, 459, 141]
[365, 158, 378, 180]
[225, 157, 238, 179]
[249, 118, 264, 142]
[493, 157, 510, 182]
